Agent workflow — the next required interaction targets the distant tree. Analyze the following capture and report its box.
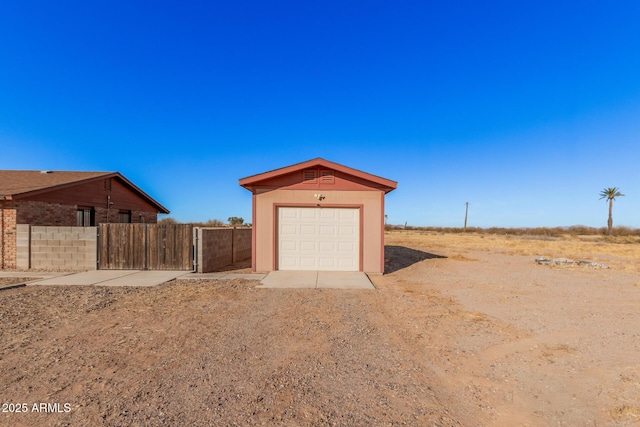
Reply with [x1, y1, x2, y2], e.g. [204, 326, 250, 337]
[205, 219, 225, 227]
[599, 187, 624, 235]
[228, 217, 244, 226]
[158, 217, 178, 225]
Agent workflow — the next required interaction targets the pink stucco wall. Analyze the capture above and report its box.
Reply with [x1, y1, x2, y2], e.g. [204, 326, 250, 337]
[252, 189, 385, 273]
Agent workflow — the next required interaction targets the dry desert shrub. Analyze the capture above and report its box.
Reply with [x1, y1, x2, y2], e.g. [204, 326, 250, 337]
[609, 404, 640, 422]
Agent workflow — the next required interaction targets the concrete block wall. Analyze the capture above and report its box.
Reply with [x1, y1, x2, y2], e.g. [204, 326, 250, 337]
[232, 228, 252, 264]
[8, 224, 248, 272]
[195, 228, 252, 273]
[16, 224, 30, 270]
[196, 228, 233, 273]
[23, 226, 98, 271]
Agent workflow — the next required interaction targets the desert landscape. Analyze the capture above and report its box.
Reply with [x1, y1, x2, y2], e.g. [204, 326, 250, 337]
[1, 229, 639, 426]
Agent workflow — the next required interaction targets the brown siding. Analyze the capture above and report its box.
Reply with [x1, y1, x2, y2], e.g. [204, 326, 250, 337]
[22, 177, 161, 215]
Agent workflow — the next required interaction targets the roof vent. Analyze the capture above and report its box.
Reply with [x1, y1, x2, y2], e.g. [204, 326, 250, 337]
[40, 170, 53, 174]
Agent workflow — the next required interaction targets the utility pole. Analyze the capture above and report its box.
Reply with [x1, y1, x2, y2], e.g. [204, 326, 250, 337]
[464, 202, 469, 231]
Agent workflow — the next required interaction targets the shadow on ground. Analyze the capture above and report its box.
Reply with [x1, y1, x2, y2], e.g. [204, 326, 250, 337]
[210, 259, 252, 273]
[384, 245, 447, 274]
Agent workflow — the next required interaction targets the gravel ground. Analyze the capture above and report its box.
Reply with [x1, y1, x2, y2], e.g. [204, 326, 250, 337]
[1, 237, 639, 426]
[0, 279, 464, 427]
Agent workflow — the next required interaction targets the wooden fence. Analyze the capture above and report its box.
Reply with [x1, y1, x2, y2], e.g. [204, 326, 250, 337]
[98, 224, 194, 270]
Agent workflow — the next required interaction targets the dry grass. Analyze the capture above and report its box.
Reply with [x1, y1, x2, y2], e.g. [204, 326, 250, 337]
[386, 230, 640, 271]
[609, 404, 640, 421]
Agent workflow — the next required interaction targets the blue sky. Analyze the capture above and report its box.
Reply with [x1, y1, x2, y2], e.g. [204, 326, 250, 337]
[1, 1, 638, 228]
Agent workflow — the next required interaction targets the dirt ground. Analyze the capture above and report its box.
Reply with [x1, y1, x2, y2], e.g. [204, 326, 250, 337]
[1, 231, 639, 426]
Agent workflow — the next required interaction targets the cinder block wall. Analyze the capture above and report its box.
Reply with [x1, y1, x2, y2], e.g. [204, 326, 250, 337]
[232, 228, 252, 263]
[196, 228, 232, 273]
[16, 224, 30, 269]
[26, 226, 98, 271]
[196, 228, 252, 273]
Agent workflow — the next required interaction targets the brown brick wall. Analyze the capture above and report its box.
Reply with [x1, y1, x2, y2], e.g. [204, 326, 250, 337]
[13, 201, 157, 227]
[95, 207, 158, 225]
[16, 200, 77, 226]
[1, 205, 17, 269]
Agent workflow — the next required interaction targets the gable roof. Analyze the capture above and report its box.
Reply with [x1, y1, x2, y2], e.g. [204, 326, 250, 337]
[0, 170, 169, 214]
[239, 158, 397, 193]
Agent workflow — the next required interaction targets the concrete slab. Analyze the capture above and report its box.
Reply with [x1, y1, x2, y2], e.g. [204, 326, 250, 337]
[28, 270, 191, 287]
[29, 270, 132, 286]
[0, 271, 68, 280]
[258, 271, 374, 289]
[317, 271, 375, 289]
[98, 271, 190, 287]
[259, 271, 318, 288]
[177, 272, 267, 282]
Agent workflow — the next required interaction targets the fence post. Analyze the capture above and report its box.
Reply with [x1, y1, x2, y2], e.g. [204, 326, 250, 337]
[144, 223, 149, 271]
[96, 225, 100, 270]
[193, 227, 199, 273]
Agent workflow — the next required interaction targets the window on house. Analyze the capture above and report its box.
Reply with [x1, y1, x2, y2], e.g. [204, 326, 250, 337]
[76, 208, 95, 226]
[118, 210, 132, 223]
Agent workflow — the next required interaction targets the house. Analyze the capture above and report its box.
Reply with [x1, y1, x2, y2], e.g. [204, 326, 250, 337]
[0, 170, 169, 269]
[239, 158, 397, 274]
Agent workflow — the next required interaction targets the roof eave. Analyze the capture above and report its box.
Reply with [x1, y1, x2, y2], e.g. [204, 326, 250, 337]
[239, 158, 397, 193]
[5, 172, 170, 214]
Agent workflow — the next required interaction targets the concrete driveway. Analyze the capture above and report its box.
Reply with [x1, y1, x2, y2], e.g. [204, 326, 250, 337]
[28, 270, 191, 287]
[258, 271, 375, 289]
[2, 270, 373, 289]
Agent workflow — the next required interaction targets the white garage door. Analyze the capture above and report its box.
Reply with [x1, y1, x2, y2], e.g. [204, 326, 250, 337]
[278, 207, 359, 271]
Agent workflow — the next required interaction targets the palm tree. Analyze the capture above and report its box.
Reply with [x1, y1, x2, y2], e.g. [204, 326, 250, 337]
[599, 187, 624, 235]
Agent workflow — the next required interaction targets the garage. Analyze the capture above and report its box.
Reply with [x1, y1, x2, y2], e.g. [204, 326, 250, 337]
[239, 158, 397, 274]
[278, 207, 359, 271]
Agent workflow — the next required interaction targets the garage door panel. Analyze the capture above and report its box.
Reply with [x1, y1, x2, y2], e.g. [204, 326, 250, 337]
[338, 225, 356, 236]
[279, 257, 298, 268]
[337, 241, 355, 252]
[280, 224, 298, 235]
[319, 225, 336, 235]
[320, 209, 337, 219]
[281, 240, 298, 251]
[337, 209, 357, 220]
[301, 209, 319, 220]
[281, 209, 298, 219]
[319, 241, 335, 251]
[318, 257, 335, 268]
[300, 257, 317, 268]
[338, 258, 356, 269]
[300, 225, 316, 235]
[278, 207, 359, 271]
[300, 241, 317, 251]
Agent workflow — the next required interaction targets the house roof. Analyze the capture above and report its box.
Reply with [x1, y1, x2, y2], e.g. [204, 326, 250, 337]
[239, 158, 397, 193]
[0, 170, 169, 214]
